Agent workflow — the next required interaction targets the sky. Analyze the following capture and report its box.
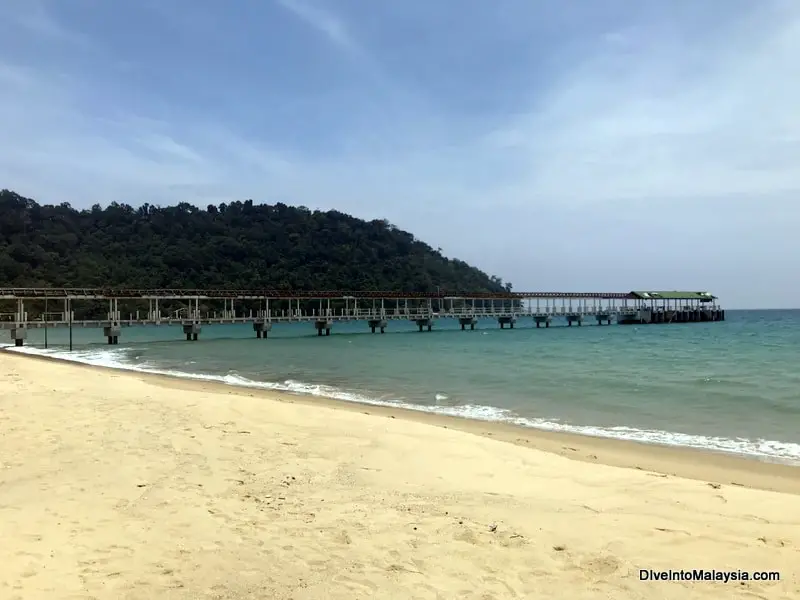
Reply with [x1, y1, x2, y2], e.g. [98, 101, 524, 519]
[1, 0, 799, 308]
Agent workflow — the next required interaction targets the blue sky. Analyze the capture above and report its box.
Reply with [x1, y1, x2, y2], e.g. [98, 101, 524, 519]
[1, 0, 798, 307]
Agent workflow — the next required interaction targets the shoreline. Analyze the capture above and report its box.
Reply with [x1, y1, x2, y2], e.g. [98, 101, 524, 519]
[2, 349, 799, 598]
[6, 348, 800, 495]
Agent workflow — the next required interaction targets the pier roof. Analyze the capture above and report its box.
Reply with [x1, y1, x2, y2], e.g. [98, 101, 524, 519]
[628, 291, 717, 301]
[0, 288, 631, 300]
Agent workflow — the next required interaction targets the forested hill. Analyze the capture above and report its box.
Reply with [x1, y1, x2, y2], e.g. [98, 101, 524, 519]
[0, 190, 511, 292]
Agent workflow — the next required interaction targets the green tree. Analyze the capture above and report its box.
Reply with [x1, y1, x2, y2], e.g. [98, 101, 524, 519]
[0, 189, 511, 294]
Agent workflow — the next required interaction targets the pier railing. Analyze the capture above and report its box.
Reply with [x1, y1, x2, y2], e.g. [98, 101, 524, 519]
[3, 305, 722, 326]
[0, 287, 724, 346]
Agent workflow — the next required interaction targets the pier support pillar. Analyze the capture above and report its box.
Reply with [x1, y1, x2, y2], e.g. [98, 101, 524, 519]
[498, 316, 516, 330]
[617, 311, 639, 325]
[566, 315, 583, 327]
[368, 319, 388, 334]
[534, 316, 551, 329]
[10, 325, 26, 347]
[253, 320, 272, 339]
[103, 324, 121, 345]
[182, 322, 202, 341]
[315, 320, 332, 337]
[414, 318, 433, 332]
[458, 317, 477, 331]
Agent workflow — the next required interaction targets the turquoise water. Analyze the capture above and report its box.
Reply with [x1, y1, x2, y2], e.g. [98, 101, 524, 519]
[6, 310, 800, 464]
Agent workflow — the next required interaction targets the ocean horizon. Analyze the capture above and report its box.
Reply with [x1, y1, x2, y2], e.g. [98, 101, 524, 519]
[5, 309, 800, 465]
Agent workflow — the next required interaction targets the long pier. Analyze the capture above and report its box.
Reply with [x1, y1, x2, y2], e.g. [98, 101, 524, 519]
[0, 288, 724, 346]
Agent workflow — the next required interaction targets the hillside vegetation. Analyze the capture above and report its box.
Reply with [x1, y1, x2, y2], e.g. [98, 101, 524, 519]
[0, 190, 511, 293]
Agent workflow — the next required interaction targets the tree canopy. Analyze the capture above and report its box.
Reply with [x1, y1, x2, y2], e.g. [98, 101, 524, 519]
[0, 190, 512, 293]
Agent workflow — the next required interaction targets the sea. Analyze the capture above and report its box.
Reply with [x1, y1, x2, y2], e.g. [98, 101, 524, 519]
[4, 310, 800, 465]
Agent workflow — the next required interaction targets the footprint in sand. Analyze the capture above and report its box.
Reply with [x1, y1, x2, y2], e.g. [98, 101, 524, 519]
[757, 536, 790, 548]
[654, 527, 691, 536]
[580, 555, 622, 577]
[454, 529, 480, 545]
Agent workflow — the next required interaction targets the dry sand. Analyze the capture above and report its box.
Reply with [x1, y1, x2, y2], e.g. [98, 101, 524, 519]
[0, 351, 798, 600]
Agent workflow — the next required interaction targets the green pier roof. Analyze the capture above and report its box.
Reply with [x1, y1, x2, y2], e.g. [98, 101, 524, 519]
[629, 291, 717, 301]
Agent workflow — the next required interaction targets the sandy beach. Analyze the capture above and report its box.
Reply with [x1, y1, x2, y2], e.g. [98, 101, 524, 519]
[1, 351, 798, 599]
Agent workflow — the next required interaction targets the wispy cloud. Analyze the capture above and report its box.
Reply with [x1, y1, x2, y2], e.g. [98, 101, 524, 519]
[2, 0, 91, 47]
[471, 4, 800, 215]
[274, 0, 359, 53]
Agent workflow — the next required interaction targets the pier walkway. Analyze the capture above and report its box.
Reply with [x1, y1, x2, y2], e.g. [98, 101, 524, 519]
[0, 288, 724, 346]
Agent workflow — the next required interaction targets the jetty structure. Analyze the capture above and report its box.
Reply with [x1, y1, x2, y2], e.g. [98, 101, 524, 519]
[0, 288, 724, 347]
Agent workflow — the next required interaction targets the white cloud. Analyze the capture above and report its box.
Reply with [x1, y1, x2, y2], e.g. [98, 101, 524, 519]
[4, 2, 800, 213]
[275, 0, 358, 53]
[480, 6, 800, 213]
[1, 1, 799, 306]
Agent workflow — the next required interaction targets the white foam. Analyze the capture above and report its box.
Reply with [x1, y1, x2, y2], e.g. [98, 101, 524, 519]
[6, 344, 800, 466]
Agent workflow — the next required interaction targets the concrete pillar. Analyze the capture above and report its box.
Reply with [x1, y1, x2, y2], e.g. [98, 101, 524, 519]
[11, 325, 26, 347]
[183, 322, 201, 341]
[368, 319, 387, 333]
[253, 320, 271, 338]
[315, 320, 332, 336]
[104, 324, 121, 345]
